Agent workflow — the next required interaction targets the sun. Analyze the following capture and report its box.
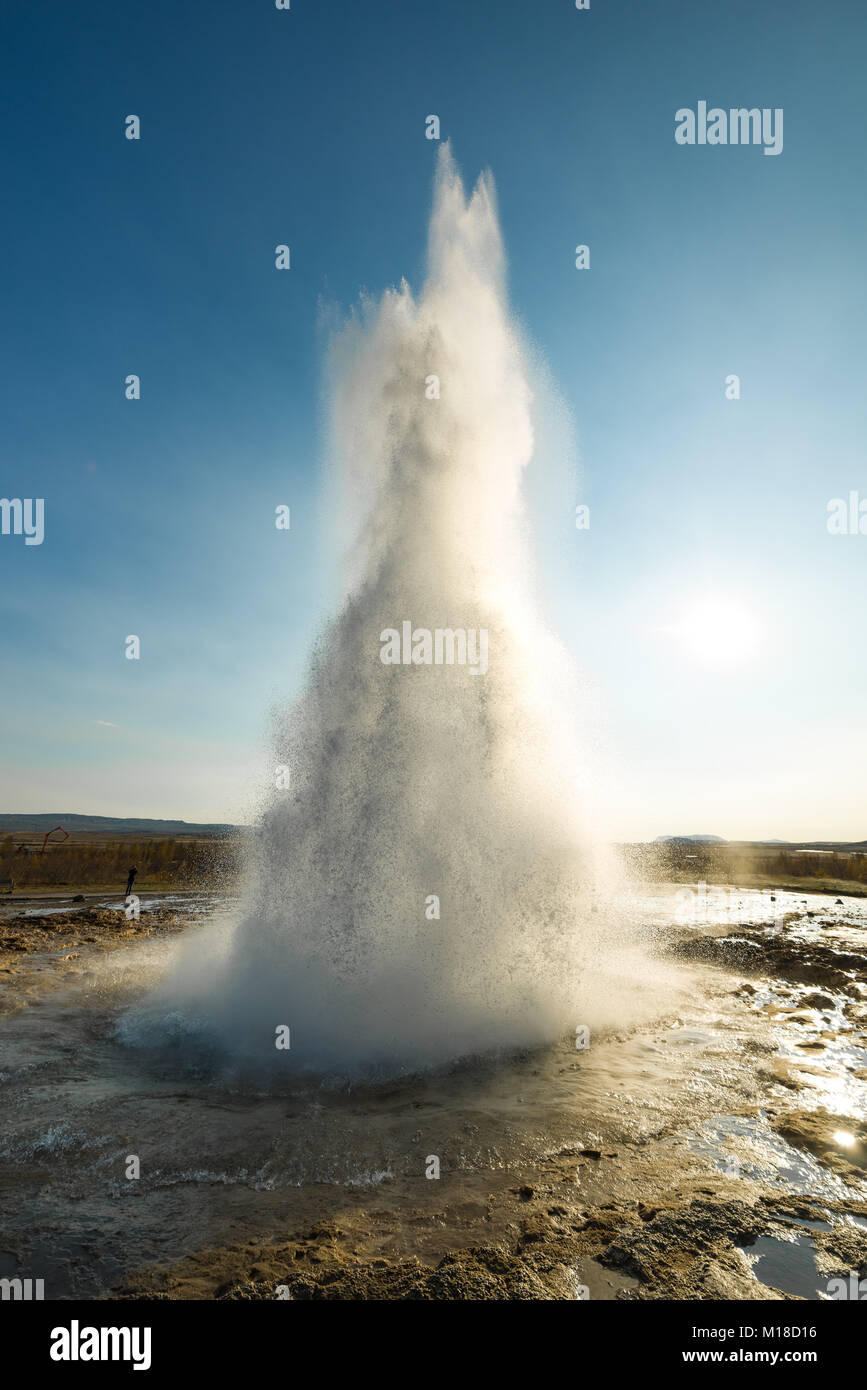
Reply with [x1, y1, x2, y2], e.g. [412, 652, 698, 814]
[663, 595, 762, 669]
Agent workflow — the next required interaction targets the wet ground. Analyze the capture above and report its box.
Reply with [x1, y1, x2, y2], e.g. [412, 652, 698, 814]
[0, 884, 864, 1300]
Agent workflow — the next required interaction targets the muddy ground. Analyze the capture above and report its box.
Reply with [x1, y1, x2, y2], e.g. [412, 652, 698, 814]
[117, 907, 867, 1300]
[112, 1176, 867, 1302]
[1, 898, 865, 1301]
[0, 905, 197, 1008]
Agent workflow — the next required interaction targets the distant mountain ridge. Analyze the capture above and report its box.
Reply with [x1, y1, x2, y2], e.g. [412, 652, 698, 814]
[3, 817, 861, 847]
[654, 835, 867, 849]
[0, 813, 239, 837]
[654, 834, 727, 844]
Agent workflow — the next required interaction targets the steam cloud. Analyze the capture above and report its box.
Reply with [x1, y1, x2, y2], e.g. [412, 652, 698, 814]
[122, 148, 650, 1078]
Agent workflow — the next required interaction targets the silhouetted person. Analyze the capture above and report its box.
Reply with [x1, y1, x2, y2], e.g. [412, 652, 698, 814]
[125, 866, 138, 898]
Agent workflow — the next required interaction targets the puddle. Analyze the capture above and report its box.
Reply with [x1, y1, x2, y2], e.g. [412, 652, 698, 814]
[745, 1232, 823, 1299]
[840, 1214, 867, 1231]
[777, 1213, 832, 1232]
[683, 1113, 859, 1199]
[570, 1256, 640, 1301]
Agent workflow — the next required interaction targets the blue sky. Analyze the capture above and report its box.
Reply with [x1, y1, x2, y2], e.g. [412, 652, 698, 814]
[2, 0, 865, 839]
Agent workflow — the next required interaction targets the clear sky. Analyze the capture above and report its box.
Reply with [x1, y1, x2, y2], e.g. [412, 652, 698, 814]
[1, 0, 865, 840]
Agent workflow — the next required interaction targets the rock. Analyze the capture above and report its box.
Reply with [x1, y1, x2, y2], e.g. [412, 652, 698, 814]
[518, 1217, 550, 1243]
[695, 1247, 791, 1300]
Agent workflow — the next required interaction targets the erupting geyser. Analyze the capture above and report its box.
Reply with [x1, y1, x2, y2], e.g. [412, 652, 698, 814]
[124, 147, 639, 1078]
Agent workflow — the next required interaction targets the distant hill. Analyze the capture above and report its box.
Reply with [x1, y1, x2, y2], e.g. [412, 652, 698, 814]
[0, 813, 239, 838]
[654, 834, 727, 844]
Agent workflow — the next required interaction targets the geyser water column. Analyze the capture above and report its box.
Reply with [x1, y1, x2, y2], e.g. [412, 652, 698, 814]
[137, 146, 621, 1077]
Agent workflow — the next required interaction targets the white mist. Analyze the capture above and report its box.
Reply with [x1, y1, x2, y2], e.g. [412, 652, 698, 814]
[123, 148, 654, 1077]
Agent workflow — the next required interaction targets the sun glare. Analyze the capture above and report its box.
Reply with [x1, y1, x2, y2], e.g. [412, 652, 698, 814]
[663, 596, 762, 669]
[833, 1130, 857, 1149]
